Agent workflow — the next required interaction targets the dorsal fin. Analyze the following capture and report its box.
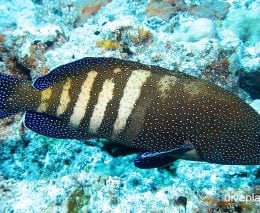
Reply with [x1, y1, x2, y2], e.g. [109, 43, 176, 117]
[33, 57, 114, 90]
[32, 57, 176, 90]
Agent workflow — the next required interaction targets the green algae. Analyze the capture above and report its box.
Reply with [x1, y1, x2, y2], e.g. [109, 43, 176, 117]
[67, 188, 90, 213]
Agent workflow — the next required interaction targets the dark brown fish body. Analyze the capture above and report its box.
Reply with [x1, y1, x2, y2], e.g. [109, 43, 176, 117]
[0, 57, 259, 167]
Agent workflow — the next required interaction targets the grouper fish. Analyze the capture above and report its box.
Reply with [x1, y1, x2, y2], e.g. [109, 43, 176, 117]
[0, 57, 259, 168]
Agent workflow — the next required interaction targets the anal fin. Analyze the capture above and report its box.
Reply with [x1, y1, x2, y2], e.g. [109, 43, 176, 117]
[0, 109, 16, 119]
[24, 111, 86, 140]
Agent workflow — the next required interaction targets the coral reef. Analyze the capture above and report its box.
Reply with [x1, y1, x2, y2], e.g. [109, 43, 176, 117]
[224, 8, 260, 45]
[188, 0, 230, 20]
[146, 0, 230, 20]
[96, 39, 122, 50]
[66, 188, 89, 212]
[146, 0, 186, 20]
[173, 18, 218, 42]
[77, 0, 111, 25]
[131, 28, 153, 45]
[33, 0, 111, 27]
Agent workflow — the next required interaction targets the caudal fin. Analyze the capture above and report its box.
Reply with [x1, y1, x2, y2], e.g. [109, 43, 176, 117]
[0, 73, 38, 118]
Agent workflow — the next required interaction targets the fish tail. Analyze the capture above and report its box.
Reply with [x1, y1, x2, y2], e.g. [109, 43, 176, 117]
[0, 73, 39, 118]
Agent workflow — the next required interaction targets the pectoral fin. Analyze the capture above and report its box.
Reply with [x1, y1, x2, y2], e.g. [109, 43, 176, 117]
[134, 145, 194, 169]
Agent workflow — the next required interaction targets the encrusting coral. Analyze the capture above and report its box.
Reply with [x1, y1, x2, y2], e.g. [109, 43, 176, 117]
[146, 0, 230, 20]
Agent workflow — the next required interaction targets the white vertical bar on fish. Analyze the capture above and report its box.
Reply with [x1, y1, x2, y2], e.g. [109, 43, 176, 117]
[112, 69, 151, 138]
[56, 78, 72, 116]
[70, 71, 98, 128]
[89, 79, 115, 134]
[37, 87, 52, 113]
